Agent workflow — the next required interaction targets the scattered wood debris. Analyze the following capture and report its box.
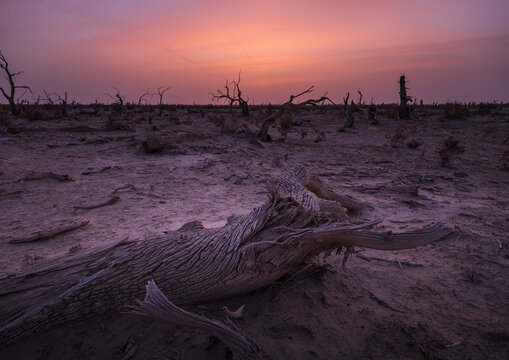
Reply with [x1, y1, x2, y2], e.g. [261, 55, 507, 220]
[72, 196, 120, 211]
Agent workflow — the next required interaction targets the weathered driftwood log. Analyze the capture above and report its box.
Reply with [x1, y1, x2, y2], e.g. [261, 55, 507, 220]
[0, 166, 450, 346]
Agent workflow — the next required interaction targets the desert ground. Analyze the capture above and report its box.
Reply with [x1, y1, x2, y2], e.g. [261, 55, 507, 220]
[0, 102, 508, 359]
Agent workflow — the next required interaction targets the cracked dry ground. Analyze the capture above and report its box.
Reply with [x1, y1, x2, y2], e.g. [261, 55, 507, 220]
[0, 105, 508, 359]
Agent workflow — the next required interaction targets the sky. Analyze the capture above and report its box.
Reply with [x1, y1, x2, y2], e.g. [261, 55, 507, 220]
[1, 0, 508, 105]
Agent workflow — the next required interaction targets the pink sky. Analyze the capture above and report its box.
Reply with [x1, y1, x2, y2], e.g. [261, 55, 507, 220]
[1, 0, 508, 104]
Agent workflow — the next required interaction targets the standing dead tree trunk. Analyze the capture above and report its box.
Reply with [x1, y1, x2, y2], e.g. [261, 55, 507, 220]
[368, 99, 378, 125]
[398, 74, 412, 120]
[154, 86, 170, 116]
[257, 86, 334, 141]
[342, 100, 355, 129]
[0, 51, 31, 115]
[357, 89, 363, 107]
[211, 72, 250, 117]
[0, 165, 451, 346]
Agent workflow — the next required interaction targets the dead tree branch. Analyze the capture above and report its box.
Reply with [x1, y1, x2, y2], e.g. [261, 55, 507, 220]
[0, 50, 32, 115]
[127, 281, 262, 360]
[43, 90, 55, 105]
[18, 172, 74, 182]
[72, 196, 120, 211]
[257, 86, 334, 141]
[8, 220, 90, 244]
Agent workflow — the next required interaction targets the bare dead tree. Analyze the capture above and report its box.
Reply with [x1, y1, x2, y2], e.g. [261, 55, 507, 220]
[43, 90, 55, 106]
[343, 105, 355, 129]
[106, 87, 125, 114]
[52, 92, 68, 117]
[211, 72, 250, 117]
[398, 74, 412, 120]
[33, 94, 42, 106]
[257, 86, 334, 141]
[137, 91, 151, 106]
[0, 51, 32, 115]
[44, 91, 68, 117]
[368, 104, 377, 125]
[357, 89, 363, 106]
[343, 92, 350, 114]
[154, 86, 170, 115]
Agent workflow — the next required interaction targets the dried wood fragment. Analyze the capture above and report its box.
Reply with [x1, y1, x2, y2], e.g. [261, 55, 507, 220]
[112, 184, 136, 194]
[224, 305, 245, 319]
[356, 254, 424, 268]
[72, 196, 119, 211]
[8, 219, 90, 244]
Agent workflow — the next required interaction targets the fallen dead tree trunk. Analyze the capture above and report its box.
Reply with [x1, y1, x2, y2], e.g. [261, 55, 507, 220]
[0, 165, 450, 346]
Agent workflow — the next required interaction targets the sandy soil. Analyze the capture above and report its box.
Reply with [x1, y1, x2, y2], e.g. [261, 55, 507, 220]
[0, 104, 508, 359]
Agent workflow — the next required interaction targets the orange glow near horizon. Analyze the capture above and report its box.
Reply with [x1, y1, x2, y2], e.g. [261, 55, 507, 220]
[1, 0, 508, 104]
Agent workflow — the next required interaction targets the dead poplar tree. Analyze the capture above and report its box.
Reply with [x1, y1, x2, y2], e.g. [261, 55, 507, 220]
[43, 90, 55, 105]
[398, 74, 412, 120]
[154, 86, 170, 115]
[343, 92, 350, 114]
[257, 86, 334, 141]
[137, 91, 151, 106]
[211, 72, 250, 117]
[343, 104, 355, 129]
[47, 91, 68, 117]
[106, 87, 125, 114]
[0, 51, 31, 115]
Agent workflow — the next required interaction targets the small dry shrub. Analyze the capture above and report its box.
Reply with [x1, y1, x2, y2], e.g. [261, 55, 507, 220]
[312, 127, 326, 143]
[477, 102, 496, 116]
[385, 126, 408, 147]
[210, 115, 225, 128]
[23, 108, 46, 121]
[300, 130, 308, 140]
[500, 150, 509, 171]
[438, 136, 464, 166]
[380, 106, 399, 119]
[406, 140, 423, 149]
[444, 102, 469, 120]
